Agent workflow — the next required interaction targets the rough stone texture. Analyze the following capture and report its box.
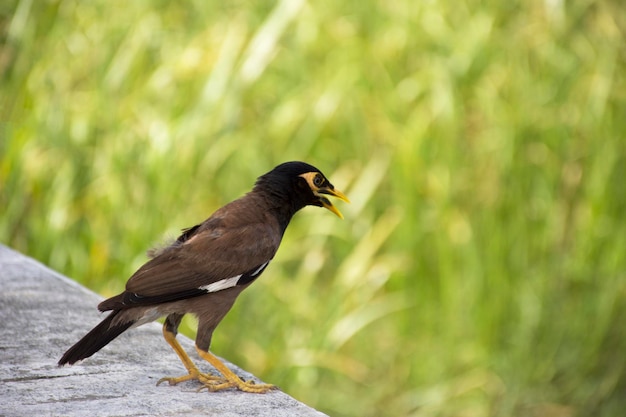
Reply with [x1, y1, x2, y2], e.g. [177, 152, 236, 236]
[0, 245, 327, 417]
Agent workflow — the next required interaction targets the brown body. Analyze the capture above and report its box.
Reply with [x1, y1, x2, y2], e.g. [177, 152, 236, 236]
[102, 193, 283, 351]
[58, 161, 349, 393]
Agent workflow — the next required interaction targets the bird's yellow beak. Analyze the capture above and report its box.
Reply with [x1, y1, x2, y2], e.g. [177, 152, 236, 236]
[316, 187, 350, 219]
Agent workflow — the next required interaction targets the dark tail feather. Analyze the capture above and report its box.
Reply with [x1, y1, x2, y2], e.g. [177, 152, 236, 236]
[58, 310, 134, 366]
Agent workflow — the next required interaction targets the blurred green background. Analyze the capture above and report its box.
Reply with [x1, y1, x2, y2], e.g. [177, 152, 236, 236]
[2, 0, 626, 416]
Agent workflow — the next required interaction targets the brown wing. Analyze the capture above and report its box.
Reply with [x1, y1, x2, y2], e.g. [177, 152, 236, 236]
[99, 198, 282, 311]
[126, 221, 279, 297]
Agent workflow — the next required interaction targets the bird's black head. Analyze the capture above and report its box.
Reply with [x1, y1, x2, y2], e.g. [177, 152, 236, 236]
[254, 161, 350, 219]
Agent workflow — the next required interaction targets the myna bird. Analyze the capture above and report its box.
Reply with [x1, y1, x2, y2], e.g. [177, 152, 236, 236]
[58, 161, 349, 393]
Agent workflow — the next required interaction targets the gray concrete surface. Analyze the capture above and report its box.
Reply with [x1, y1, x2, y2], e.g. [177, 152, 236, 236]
[0, 245, 327, 417]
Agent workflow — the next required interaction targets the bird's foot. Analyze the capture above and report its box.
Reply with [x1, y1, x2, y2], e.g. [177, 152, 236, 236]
[197, 376, 277, 394]
[156, 370, 275, 393]
[192, 348, 277, 393]
[156, 370, 223, 386]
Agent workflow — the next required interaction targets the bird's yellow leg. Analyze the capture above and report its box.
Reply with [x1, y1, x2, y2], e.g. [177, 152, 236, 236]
[156, 325, 224, 386]
[195, 346, 276, 394]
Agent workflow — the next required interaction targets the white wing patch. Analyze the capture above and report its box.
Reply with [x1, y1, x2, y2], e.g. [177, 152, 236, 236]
[197, 260, 271, 294]
[199, 275, 242, 293]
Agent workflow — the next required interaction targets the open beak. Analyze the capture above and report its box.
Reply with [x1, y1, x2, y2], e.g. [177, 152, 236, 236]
[316, 187, 350, 219]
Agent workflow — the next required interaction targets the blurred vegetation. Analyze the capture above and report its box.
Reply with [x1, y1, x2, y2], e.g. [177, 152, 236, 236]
[2, 0, 626, 416]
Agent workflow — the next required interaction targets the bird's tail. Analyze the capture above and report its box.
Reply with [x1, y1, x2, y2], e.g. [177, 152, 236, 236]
[58, 310, 133, 366]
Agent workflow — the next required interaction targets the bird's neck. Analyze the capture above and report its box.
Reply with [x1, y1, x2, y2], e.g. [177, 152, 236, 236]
[250, 186, 304, 234]
[270, 203, 299, 234]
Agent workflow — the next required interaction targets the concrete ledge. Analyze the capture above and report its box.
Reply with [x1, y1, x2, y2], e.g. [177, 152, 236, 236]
[0, 245, 327, 417]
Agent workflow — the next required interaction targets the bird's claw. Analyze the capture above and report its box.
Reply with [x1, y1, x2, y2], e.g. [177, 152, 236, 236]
[156, 371, 222, 386]
[157, 370, 275, 393]
[197, 377, 277, 393]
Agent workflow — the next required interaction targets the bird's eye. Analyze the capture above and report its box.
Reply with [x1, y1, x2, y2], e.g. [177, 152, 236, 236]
[313, 175, 324, 187]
